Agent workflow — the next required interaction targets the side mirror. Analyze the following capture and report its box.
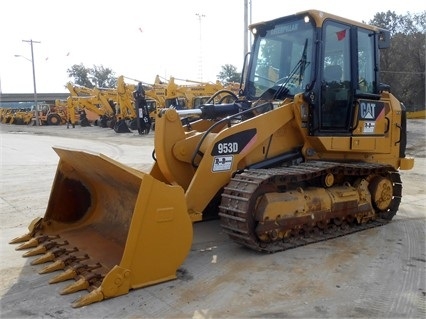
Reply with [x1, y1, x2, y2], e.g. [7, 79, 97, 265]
[378, 29, 390, 49]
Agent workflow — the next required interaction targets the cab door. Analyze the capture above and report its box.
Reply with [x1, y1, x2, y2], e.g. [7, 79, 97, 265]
[310, 19, 391, 154]
[319, 20, 353, 133]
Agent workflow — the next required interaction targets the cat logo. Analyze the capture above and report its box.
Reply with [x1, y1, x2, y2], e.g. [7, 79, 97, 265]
[359, 100, 384, 120]
[360, 102, 375, 119]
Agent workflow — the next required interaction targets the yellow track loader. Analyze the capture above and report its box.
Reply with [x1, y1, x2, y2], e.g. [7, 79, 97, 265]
[10, 10, 414, 308]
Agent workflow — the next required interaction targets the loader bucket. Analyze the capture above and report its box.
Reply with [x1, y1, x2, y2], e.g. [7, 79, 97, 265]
[113, 119, 132, 133]
[10, 147, 193, 307]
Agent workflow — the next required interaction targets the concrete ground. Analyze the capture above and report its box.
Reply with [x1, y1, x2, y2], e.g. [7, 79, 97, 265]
[0, 120, 425, 318]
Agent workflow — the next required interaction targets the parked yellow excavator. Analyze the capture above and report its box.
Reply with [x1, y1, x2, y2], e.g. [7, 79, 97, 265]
[10, 10, 414, 308]
[163, 76, 227, 109]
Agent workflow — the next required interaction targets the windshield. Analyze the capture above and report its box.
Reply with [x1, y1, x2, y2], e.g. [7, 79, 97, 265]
[246, 16, 315, 99]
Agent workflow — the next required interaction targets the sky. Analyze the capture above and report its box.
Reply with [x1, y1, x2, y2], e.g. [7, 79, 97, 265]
[0, 0, 424, 93]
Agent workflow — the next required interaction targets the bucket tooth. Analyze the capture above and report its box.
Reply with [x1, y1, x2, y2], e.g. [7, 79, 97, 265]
[39, 259, 67, 274]
[60, 278, 89, 295]
[15, 235, 60, 250]
[38, 252, 86, 274]
[60, 273, 102, 295]
[9, 217, 43, 244]
[23, 240, 68, 257]
[15, 238, 40, 250]
[30, 247, 75, 265]
[31, 252, 57, 265]
[49, 268, 78, 284]
[72, 287, 104, 308]
[23, 245, 49, 257]
[9, 233, 33, 245]
[49, 262, 101, 284]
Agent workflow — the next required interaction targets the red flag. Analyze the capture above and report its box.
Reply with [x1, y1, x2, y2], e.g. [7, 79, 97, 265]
[336, 29, 346, 41]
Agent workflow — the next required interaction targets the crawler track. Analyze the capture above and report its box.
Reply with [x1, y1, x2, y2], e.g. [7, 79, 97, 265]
[219, 161, 402, 253]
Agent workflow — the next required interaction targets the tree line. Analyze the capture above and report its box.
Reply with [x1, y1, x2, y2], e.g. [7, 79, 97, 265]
[371, 10, 425, 111]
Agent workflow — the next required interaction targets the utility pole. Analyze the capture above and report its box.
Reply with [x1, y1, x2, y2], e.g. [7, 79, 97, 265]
[195, 13, 206, 82]
[23, 39, 41, 126]
[244, 0, 248, 57]
[244, 0, 253, 57]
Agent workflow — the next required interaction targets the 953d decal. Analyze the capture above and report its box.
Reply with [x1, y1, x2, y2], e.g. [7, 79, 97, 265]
[211, 128, 257, 172]
[211, 129, 257, 156]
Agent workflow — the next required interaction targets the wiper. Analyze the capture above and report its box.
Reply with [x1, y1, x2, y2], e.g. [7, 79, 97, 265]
[298, 38, 308, 86]
[272, 38, 310, 100]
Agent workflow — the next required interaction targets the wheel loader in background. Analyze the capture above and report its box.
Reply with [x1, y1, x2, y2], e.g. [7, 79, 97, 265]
[1, 103, 67, 126]
[10, 9, 414, 308]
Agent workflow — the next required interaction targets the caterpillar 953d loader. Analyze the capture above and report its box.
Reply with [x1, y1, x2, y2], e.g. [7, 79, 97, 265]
[10, 9, 414, 308]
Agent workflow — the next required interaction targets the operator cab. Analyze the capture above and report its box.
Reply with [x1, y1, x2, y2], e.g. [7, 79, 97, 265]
[245, 10, 390, 136]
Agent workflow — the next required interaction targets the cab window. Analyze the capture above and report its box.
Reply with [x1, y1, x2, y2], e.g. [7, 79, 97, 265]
[357, 28, 376, 94]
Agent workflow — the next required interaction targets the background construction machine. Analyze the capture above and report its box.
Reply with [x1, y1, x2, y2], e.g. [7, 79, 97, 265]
[11, 10, 414, 308]
[59, 76, 229, 133]
[0, 103, 67, 126]
[163, 77, 226, 109]
[64, 83, 117, 128]
[0, 107, 32, 124]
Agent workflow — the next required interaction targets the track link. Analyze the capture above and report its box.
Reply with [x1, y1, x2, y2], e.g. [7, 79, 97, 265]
[219, 161, 402, 253]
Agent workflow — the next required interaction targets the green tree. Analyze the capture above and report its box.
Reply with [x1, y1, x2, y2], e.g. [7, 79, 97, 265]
[91, 65, 117, 88]
[370, 11, 426, 110]
[217, 64, 241, 85]
[67, 64, 117, 88]
[67, 63, 93, 88]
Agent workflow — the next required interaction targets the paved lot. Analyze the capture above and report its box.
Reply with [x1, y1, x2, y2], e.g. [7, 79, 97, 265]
[1, 120, 425, 318]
